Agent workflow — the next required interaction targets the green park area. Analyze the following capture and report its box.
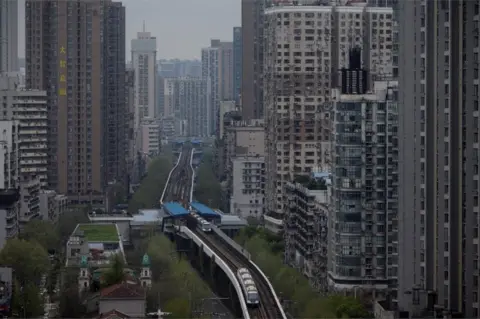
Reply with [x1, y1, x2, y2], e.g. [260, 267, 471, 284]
[77, 224, 118, 242]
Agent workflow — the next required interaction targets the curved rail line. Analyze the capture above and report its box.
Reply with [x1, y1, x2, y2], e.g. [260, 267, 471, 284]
[194, 230, 281, 319]
[161, 143, 286, 319]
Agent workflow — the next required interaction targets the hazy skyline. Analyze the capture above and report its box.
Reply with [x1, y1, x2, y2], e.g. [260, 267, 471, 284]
[18, 0, 240, 60]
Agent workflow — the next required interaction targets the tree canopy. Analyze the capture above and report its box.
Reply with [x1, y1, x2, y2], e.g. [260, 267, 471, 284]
[235, 227, 369, 318]
[193, 151, 222, 208]
[58, 287, 85, 318]
[0, 238, 49, 284]
[102, 254, 126, 287]
[11, 280, 44, 318]
[56, 207, 90, 243]
[128, 155, 173, 213]
[143, 235, 212, 317]
[20, 220, 59, 251]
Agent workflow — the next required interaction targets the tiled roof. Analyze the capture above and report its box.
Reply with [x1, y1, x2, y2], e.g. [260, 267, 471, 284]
[98, 309, 130, 319]
[100, 282, 145, 300]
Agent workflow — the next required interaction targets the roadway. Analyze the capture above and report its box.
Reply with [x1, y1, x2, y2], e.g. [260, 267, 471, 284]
[161, 142, 286, 319]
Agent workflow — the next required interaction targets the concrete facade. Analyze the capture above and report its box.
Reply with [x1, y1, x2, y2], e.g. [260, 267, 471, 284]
[0, 0, 18, 72]
[397, 1, 480, 317]
[263, 4, 394, 227]
[26, 0, 126, 204]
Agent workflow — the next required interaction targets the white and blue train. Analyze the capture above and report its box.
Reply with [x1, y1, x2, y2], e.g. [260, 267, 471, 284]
[237, 268, 260, 306]
[190, 212, 212, 232]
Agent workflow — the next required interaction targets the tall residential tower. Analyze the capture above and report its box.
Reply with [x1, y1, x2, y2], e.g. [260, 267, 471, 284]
[398, 1, 480, 317]
[25, 0, 126, 204]
[0, 0, 18, 72]
[131, 26, 157, 123]
[263, 4, 394, 228]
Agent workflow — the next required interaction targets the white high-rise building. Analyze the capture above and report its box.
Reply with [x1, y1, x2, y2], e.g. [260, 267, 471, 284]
[201, 46, 220, 137]
[0, 75, 48, 187]
[0, 0, 18, 72]
[162, 77, 208, 138]
[0, 120, 19, 189]
[131, 27, 157, 123]
[263, 4, 394, 228]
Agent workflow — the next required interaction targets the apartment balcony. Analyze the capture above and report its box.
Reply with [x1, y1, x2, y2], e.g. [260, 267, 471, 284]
[21, 167, 47, 173]
[22, 137, 47, 143]
[20, 159, 47, 165]
[20, 143, 47, 150]
[6, 225, 18, 238]
[21, 129, 47, 135]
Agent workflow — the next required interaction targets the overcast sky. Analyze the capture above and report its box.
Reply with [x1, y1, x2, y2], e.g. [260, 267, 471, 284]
[18, 0, 241, 60]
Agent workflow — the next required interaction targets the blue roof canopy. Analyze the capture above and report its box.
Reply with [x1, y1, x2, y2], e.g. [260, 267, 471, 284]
[190, 202, 220, 218]
[163, 202, 189, 217]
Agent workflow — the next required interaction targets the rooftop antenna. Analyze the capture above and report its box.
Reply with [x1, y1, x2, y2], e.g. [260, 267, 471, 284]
[143, 20, 146, 32]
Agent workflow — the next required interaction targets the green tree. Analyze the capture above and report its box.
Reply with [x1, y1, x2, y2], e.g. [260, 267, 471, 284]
[128, 156, 173, 213]
[12, 281, 44, 318]
[20, 220, 59, 251]
[56, 208, 89, 243]
[0, 238, 49, 283]
[103, 254, 126, 287]
[236, 229, 369, 319]
[164, 298, 191, 318]
[193, 151, 222, 208]
[142, 235, 212, 318]
[58, 287, 85, 318]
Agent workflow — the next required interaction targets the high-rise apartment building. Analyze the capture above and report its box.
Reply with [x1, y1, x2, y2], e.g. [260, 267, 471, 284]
[0, 189, 19, 249]
[0, 120, 19, 190]
[283, 172, 329, 292]
[0, 75, 48, 187]
[233, 27, 242, 105]
[161, 77, 208, 138]
[173, 78, 208, 137]
[213, 40, 234, 101]
[132, 27, 157, 122]
[25, 0, 126, 204]
[138, 119, 160, 156]
[202, 46, 220, 136]
[263, 4, 394, 227]
[241, 0, 266, 120]
[0, 0, 18, 72]
[203, 40, 234, 138]
[125, 69, 135, 184]
[397, 1, 480, 317]
[329, 80, 398, 298]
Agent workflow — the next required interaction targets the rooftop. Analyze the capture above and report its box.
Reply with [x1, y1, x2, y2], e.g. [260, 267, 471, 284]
[163, 202, 189, 217]
[77, 224, 119, 242]
[190, 202, 221, 218]
[100, 282, 145, 300]
[294, 175, 328, 190]
[220, 214, 248, 227]
[131, 209, 167, 226]
[98, 309, 131, 319]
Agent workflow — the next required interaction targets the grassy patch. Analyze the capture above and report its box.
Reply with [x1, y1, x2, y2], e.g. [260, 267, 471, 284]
[78, 224, 118, 242]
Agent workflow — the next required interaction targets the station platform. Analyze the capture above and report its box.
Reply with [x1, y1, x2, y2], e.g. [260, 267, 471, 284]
[190, 202, 221, 218]
[163, 202, 189, 217]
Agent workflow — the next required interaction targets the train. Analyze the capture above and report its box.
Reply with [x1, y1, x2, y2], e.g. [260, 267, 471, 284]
[190, 212, 212, 232]
[236, 268, 260, 306]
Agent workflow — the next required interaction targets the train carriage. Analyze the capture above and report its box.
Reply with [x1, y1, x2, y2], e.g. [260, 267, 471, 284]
[236, 268, 260, 306]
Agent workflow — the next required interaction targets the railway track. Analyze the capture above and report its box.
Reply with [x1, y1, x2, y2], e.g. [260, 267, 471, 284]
[163, 145, 193, 203]
[195, 231, 280, 319]
[163, 143, 285, 319]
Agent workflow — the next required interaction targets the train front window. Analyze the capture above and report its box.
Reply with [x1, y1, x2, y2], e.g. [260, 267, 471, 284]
[248, 292, 258, 300]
